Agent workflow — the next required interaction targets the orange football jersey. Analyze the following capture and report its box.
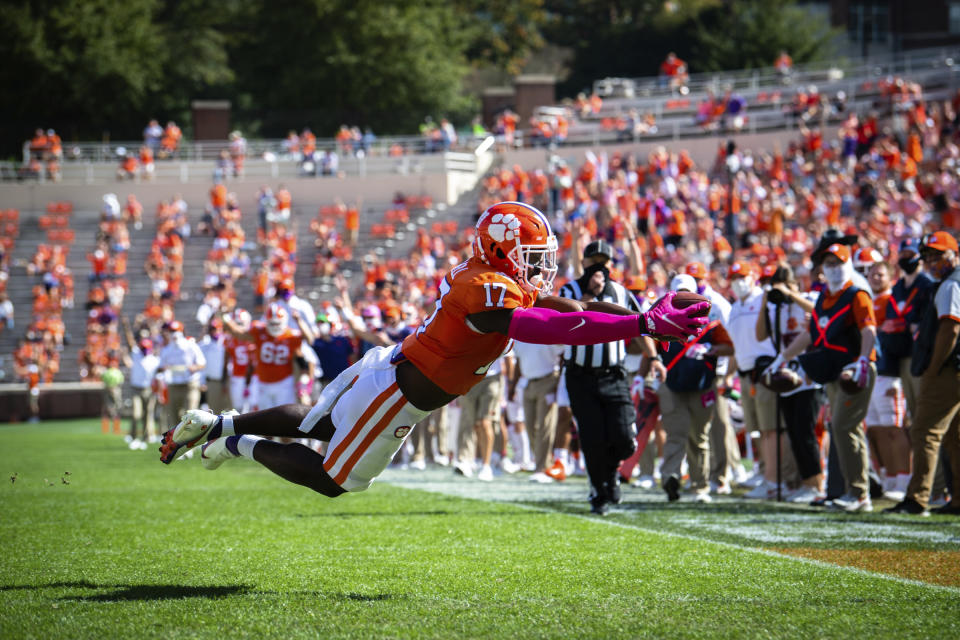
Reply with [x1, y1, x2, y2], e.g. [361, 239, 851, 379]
[249, 323, 302, 384]
[401, 258, 536, 395]
[225, 335, 254, 378]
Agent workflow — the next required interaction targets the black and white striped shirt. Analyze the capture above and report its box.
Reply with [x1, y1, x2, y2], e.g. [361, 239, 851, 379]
[557, 279, 641, 368]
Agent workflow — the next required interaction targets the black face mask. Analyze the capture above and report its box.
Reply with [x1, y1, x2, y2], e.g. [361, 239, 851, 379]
[898, 255, 920, 275]
[578, 262, 610, 292]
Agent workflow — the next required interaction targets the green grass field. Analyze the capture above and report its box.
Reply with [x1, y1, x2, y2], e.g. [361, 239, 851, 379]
[2, 420, 959, 639]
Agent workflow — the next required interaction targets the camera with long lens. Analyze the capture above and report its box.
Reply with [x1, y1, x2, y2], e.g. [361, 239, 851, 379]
[765, 266, 791, 305]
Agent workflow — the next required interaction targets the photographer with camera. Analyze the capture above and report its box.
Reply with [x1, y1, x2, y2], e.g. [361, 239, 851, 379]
[755, 264, 825, 504]
[726, 261, 780, 498]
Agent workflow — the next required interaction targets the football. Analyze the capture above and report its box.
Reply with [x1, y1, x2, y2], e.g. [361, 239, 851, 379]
[762, 367, 803, 393]
[672, 291, 711, 317]
[838, 368, 864, 394]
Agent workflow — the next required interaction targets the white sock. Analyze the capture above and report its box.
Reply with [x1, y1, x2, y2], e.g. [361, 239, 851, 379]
[520, 430, 531, 465]
[553, 448, 565, 466]
[220, 414, 236, 438]
[896, 473, 911, 492]
[237, 435, 264, 460]
[508, 428, 523, 462]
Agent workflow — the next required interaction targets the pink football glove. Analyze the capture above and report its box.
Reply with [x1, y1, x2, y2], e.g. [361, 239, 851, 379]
[844, 356, 870, 389]
[640, 291, 710, 342]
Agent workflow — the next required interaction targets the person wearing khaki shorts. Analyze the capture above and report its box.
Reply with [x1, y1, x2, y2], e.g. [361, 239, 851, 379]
[454, 362, 503, 481]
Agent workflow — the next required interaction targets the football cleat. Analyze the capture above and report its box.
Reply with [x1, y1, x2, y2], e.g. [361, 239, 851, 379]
[158, 409, 220, 464]
[200, 438, 237, 470]
[544, 458, 567, 482]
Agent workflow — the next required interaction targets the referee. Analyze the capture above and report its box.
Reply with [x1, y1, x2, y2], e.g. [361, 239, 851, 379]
[558, 239, 641, 515]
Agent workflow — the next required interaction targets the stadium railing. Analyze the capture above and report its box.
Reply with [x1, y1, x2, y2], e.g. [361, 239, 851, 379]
[592, 45, 960, 102]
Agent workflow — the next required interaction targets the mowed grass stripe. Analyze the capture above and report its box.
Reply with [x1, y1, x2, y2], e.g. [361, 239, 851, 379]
[1, 420, 958, 639]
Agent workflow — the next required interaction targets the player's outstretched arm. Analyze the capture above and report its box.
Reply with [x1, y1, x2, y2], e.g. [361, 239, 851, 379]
[466, 292, 708, 345]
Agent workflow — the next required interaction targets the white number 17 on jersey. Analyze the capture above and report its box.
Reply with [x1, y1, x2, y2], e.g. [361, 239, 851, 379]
[483, 282, 507, 308]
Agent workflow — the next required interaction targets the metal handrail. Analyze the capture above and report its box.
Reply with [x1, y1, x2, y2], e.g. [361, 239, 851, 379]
[23, 134, 490, 165]
[592, 45, 960, 101]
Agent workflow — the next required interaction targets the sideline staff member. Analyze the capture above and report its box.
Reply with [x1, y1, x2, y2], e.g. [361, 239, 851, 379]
[886, 231, 960, 516]
[767, 244, 877, 512]
[558, 239, 641, 515]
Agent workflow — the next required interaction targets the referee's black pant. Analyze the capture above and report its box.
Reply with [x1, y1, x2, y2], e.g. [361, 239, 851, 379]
[565, 365, 637, 503]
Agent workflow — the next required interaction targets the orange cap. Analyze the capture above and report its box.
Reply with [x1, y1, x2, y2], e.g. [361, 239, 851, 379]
[823, 243, 851, 262]
[624, 274, 647, 291]
[922, 231, 959, 253]
[685, 262, 707, 279]
[728, 260, 755, 278]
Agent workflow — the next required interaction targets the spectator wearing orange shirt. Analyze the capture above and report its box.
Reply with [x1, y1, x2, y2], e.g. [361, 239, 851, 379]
[160, 121, 182, 158]
[659, 52, 688, 92]
[775, 51, 793, 76]
[345, 205, 359, 247]
[117, 153, 138, 181]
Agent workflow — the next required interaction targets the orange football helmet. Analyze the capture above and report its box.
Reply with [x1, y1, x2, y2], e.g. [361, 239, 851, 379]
[473, 201, 558, 294]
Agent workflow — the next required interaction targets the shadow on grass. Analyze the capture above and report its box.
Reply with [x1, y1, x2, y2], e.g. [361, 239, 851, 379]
[0, 582, 255, 602]
[2, 582, 397, 604]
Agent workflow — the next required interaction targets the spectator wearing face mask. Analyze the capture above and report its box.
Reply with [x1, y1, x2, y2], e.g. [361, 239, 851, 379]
[887, 231, 960, 516]
[886, 238, 936, 423]
[274, 279, 318, 337]
[685, 262, 736, 493]
[656, 274, 735, 504]
[867, 260, 912, 501]
[755, 264, 825, 504]
[767, 244, 877, 512]
[157, 320, 206, 429]
[727, 261, 783, 498]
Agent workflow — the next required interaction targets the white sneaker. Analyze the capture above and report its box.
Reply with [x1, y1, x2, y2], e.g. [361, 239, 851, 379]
[883, 489, 906, 502]
[409, 459, 427, 471]
[128, 438, 143, 450]
[433, 454, 450, 467]
[500, 458, 520, 474]
[633, 475, 655, 490]
[200, 438, 238, 470]
[743, 481, 773, 499]
[828, 494, 873, 512]
[787, 486, 824, 504]
[732, 465, 750, 486]
[740, 471, 765, 489]
[521, 461, 537, 472]
[453, 462, 474, 478]
[529, 471, 554, 484]
[159, 409, 219, 464]
[477, 465, 494, 482]
[693, 491, 713, 503]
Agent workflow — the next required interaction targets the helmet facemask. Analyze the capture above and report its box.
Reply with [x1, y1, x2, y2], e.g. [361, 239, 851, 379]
[510, 235, 558, 295]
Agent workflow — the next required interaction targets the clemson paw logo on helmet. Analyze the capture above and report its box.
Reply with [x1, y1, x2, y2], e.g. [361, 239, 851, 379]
[487, 213, 521, 243]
